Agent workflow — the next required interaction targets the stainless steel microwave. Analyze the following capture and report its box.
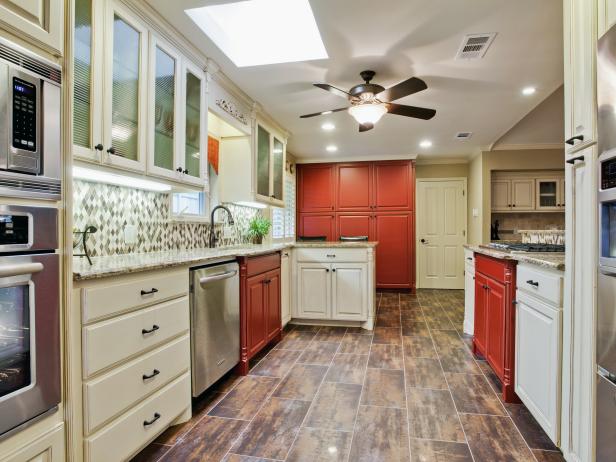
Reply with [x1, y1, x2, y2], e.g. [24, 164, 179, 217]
[0, 37, 61, 200]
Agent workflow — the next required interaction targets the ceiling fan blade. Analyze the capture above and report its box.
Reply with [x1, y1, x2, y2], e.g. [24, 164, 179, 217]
[359, 123, 374, 132]
[386, 103, 436, 120]
[377, 77, 427, 102]
[314, 83, 351, 99]
[299, 107, 348, 119]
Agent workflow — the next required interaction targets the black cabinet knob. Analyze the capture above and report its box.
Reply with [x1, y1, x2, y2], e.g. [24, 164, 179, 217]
[94, 143, 104, 151]
[176, 167, 183, 172]
[107, 147, 116, 155]
[183, 169, 189, 175]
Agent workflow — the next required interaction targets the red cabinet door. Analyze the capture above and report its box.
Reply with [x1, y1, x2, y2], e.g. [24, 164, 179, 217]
[246, 274, 267, 357]
[298, 164, 335, 212]
[266, 269, 281, 342]
[473, 272, 488, 357]
[337, 213, 373, 240]
[486, 277, 506, 380]
[374, 212, 413, 289]
[336, 163, 372, 211]
[298, 213, 335, 241]
[373, 161, 414, 211]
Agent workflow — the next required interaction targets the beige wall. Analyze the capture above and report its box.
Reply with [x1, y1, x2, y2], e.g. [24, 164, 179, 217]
[415, 163, 468, 179]
[467, 153, 485, 245]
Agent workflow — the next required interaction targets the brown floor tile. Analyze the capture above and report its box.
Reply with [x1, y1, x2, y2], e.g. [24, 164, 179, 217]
[131, 443, 171, 462]
[460, 414, 535, 462]
[162, 416, 248, 462]
[222, 455, 272, 462]
[348, 406, 410, 462]
[304, 382, 362, 431]
[379, 304, 401, 314]
[532, 450, 567, 462]
[431, 329, 465, 355]
[409, 438, 473, 462]
[404, 357, 448, 389]
[401, 310, 425, 322]
[505, 403, 558, 451]
[373, 327, 402, 345]
[345, 326, 374, 335]
[403, 335, 437, 358]
[406, 388, 465, 442]
[272, 364, 328, 401]
[424, 310, 455, 330]
[476, 359, 503, 395]
[209, 376, 279, 420]
[446, 372, 506, 415]
[249, 349, 301, 378]
[274, 330, 317, 350]
[339, 333, 372, 354]
[368, 344, 403, 370]
[313, 326, 347, 342]
[230, 398, 310, 460]
[439, 348, 482, 374]
[286, 427, 352, 462]
[212, 373, 244, 393]
[324, 354, 368, 384]
[402, 321, 431, 337]
[291, 324, 322, 332]
[297, 341, 340, 365]
[376, 312, 402, 328]
[361, 368, 406, 408]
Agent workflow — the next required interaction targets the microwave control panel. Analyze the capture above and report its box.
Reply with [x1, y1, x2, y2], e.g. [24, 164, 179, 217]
[0, 214, 29, 245]
[602, 157, 616, 190]
[11, 77, 37, 152]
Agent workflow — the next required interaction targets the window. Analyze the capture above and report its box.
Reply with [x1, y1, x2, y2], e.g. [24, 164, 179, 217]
[272, 171, 296, 240]
[171, 192, 207, 219]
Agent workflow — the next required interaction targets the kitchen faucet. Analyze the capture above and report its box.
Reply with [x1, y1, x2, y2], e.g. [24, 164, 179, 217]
[209, 205, 235, 248]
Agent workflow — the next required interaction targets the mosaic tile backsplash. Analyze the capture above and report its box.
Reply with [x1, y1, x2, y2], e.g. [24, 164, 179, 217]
[73, 180, 260, 257]
[492, 212, 565, 242]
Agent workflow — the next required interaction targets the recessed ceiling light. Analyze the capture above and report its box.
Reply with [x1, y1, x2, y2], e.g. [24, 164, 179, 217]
[186, 0, 328, 67]
[326, 145, 338, 152]
[321, 122, 335, 131]
[419, 140, 433, 148]
[522, 86, 536, 96]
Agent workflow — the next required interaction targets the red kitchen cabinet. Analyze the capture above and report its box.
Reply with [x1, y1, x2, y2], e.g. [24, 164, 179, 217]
[298, 213, 335, 241]
[336, 163, 372, 211]
[337, 213, 373, 240]
[238, 253, 282, 375]
[373, 161, 414, 211]
[298, 164, 336, 212]
[473, 254, 519, 403]
[374, 212, 414, 289]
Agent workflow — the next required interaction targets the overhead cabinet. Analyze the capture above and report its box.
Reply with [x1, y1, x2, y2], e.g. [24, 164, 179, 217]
[491, 173, 565, 212]
[254, 121, 286, 206]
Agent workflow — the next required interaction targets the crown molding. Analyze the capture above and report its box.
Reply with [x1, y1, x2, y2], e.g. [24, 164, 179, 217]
[415, 156, 470, 165]
[296, 154, 417, 164]
[491, 143, 564, 151]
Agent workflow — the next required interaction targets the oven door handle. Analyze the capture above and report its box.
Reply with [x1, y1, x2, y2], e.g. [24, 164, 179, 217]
[0, 262, 44, 278]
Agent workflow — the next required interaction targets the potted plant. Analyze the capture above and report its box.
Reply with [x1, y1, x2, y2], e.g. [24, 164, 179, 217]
[247, 215, 271, 244]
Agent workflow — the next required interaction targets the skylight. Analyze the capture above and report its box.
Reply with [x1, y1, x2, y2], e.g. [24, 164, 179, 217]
[186, 0, 328, 67]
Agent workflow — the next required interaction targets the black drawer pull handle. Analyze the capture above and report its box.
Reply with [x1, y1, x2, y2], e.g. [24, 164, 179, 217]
[142, 325, 160, 335]
[526, 280, 539, 287]
[326, 254, 336, 258]
[141, 288, 159, 296]
[566, 155, 585, 165]
[565, 135, 584, 145]
[143, 413, 161, 427]
[142, 369, 160, 380]
[466, 257, 473, 261]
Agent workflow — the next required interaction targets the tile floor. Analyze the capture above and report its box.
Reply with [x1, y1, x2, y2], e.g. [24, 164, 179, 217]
[132, 290, 566, 462]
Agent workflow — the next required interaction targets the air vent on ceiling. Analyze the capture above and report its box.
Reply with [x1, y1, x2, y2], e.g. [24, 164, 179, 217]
[455, 132, 473, 140]
[456, 33, 496, 60]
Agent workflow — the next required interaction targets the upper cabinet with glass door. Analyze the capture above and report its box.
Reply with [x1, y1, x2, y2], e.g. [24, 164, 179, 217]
[255, 120, 286, 206]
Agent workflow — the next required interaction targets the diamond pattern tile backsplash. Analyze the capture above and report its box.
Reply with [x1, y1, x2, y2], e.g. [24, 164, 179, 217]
[73, 180, 260, 257]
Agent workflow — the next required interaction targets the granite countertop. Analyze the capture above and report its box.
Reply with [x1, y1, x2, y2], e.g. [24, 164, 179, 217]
[464, 244, 565, 271]
[74, 241, 378, 281]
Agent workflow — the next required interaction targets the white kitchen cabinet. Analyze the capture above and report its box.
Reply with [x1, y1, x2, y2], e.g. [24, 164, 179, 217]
[280, 249, 291, 326]
[254, 120, 286, 207]
[491, 174, 564, 212]
[491, 180, 511, 211]
[331, 263, 368, 321]
[536, 179, 565, 210]
[0, 0, 64, 56]
[599, 0, 616, 37]
[0, 424, 65, 462]
[463, 248, 475, 335]
[511, 179, 535, 211]
[296, 263, 330, 319]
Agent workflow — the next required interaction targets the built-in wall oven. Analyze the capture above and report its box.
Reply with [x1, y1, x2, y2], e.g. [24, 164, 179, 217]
[0, 205, 60, 439]
[0, 37, 61, 200]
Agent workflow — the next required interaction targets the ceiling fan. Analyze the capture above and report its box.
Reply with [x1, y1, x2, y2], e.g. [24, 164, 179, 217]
[300, 70, 436, 132]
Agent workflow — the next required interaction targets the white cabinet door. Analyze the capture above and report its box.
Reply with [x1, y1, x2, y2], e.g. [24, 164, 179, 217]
[491, 180, 511, 211]
[559, 178, 566, 210]
[536, 179, 561, 210]
[598, 0, 616, 37]
[280, 251, 291, 326]
[297, 263, 330, 319]
[2, 424, 65, 462]
[331, 263, 367, 321]
[511, 179, 535, 211]
[515, 294, 561, 444]
[464, 262, 475, 335]
[0, 0, 64, 56]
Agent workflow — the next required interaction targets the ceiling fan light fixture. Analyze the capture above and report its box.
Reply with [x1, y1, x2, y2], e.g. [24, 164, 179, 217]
[348, 103, 387, 125]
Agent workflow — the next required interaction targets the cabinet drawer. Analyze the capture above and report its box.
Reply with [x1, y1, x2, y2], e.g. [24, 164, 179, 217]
[246, 253, 281, 277]
[464, 248, 475, 267]
[83, 297, 189, 378]
[295, 248, 368, 263]
[83, 335, 190, 434]
[517, 264, 563, 306]
[84, 373, 191, 462]
[82, 270, 187, 323]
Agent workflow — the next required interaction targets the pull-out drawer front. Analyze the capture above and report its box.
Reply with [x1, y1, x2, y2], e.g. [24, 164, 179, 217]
[82, 269, 188, 324]
[85, 373, 191, 462]
[517, 264, 563, 306]
[295, 248, 368, 263]
[83, 335, 190, 434]
[83, 297, 189, 378]
[246, 252, 281, 277]
[464, 248, 475, 267]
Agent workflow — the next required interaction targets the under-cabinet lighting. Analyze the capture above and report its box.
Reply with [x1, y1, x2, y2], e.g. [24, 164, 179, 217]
[234, 201, 268, 209]
[186, 0, 328, 67]
[73, 166, 172, 192]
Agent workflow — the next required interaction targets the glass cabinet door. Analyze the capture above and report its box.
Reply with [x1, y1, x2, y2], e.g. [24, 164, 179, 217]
[536, 179, 560, 209]
[182, 65, 206, 186]
[257, 124, 271, 197]
[272, 137, 284, 201]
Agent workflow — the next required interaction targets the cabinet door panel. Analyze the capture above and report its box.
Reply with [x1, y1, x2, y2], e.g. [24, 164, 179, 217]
[298, 164, 335, 212]
[374, 213, 412, 288]
[486, 278, 506, 380]
[332, 264, 367, 320]
[298, 214, 335, 241]
[373, 161, 413, 210]
[511, 179, 535, 210]
[0, 0, 63, 55]
[491, 180, 511, 211]
[181, 62, 207, 187]
[474, 272, 488, 356]
[337, 163, 372, 210]
[297, 264, 330, 318]
[256, 124, 271, 198]
[337, 214, 372, 240]
[272, 137, 285, 201]
[536, 179, 561, 210]
[266, 269, 281, 342]
[246, 275, 267, 356]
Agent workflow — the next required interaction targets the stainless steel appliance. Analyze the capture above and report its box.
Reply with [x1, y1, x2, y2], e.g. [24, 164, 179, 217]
[0, 37, 62, 200]
[0, 205, 60, 439]
[190, 260, 239, 397]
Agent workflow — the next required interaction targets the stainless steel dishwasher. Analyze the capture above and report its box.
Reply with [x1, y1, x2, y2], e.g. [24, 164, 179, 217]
[190, 259, 240, 397]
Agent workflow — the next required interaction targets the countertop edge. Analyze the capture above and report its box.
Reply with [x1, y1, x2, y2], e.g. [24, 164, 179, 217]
[464, 244, 565, 271]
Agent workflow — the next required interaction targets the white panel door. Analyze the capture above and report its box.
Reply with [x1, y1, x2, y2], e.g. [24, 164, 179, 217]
[417, 179, 467, 289]
[491, 180, 511, 211]
[331, 263, 367, 321]
[296, 263, 330, 319]
[511, 179, 535, 211]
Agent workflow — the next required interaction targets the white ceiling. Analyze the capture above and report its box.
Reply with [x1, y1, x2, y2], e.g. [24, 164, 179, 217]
[146, 0, 564, 161]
